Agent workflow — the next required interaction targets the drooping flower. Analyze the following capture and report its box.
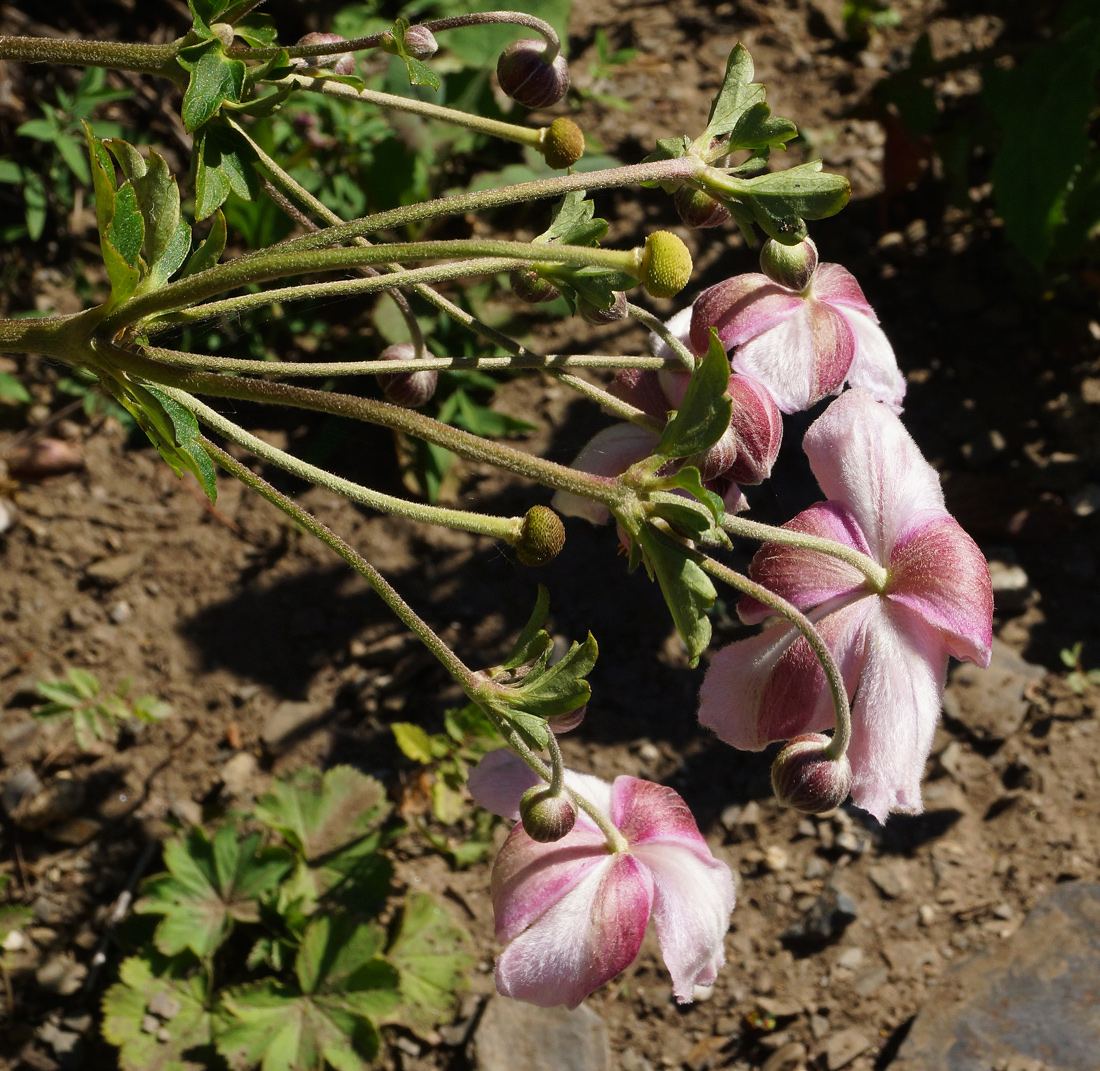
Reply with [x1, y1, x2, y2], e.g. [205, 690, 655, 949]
[697, 389, 993, 821]
[688, 238, 906, 415]
[468, 750, 735, 1008]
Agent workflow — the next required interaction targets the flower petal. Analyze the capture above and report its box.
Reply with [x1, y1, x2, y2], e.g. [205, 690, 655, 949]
[732, 301, 854, 414]
[493, 851, 653, 1008]
[739, 502, 871, 623]
[690, 275, 802, 354]
[468, 749, 541, 820]
[846, 601, 949, 821]
[552, 424, 659, 524]
[812, 262, 877, 320]
[698, 598, 871, 750]
[842, 308, 906, 413]
[888, 514, 993, 666]
[803, 389, 945, 560]
[648, 305, 696, 360]
[609, 369, 674, 420]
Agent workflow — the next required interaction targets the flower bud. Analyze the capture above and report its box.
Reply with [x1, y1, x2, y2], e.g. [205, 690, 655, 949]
[548, 703, 586, 734]
[515, 505, 566, 566]
[520, 786, 577, 842]
[497, 39, 570, 108]
[296, 32, 356, 77]
[376, 342, 437, 408]
[608, 369, 671, 420]
[640, 232, 692, 300]
[759, 237, 819, 293]
[578, 290, 627, 325]
[674, 185, 731, 230]
[540, 117, 585, 169]
[725, 374, 782, 485]
[511, 268, 560, 304]
[771, 733, 852, 814]
[210, 22, 236, 49]
[402, 24, 439, 59]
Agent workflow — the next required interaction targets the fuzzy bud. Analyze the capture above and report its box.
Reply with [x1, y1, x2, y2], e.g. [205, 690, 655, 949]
[376, 342, 437, 408]
[511, 268, 560, 304]
[771, 733, 852, 814]
[759, 236, 819, 293]
[640, 232, 692, 300]
[725, 374, 782, 485]
[540, 117, 585, 169]
[578, 290, 627, 326]
[296, 32, 356, 77]
[548, 703, 587, 734]
[497, 38, 570, 108]
[674, 185, 731, 230]
[402, 24, 439, 59]
[515, 505, 566, 566]
[519, 786, 577, 842]
[210, 22, 236, 49]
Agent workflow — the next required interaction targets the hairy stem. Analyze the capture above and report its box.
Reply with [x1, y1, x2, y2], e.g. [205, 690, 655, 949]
[0, 35, 182, 79]
[426, 11, 562, 63]
[626, 302, 695, 370]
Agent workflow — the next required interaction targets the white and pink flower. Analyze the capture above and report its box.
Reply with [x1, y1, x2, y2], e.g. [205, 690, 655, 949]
[469, 750, 735, 1008]
[698, 389, 993, 821]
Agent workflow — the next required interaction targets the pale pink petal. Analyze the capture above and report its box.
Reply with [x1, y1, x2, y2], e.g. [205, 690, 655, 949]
[726, 374, 783, 485]
[841, 308, 906, 413]
[630, 840, 734, 1002]
[491, 823, 611, 941]
[732, 301, 854, 414]
[888, 514, 993, 666]
[717, 477, 748, 513]
[846, 601, 948, 822]
[494, 852, 653, 1008]
[690, 275, 802, 354]
[739, 502, 871, 623]
[552, 424, 659, 524]
[648, 305, 696, 360]
[610, 777, 710, 852]
[803, 390, 945, 560]
[812, 262, 877, 320]
[698, 598, 871, 750]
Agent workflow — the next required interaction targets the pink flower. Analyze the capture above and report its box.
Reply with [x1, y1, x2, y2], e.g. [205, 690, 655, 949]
[688, 239, 906, 415]
[468, 750, 735, 1008]
[697, 389, 993, 821]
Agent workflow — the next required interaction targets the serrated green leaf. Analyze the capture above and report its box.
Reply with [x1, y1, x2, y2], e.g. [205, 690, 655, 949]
[101, 954, 214, 1071]
[502, 584, 552, 670]
[726, 101, 798, 153]
[181, 209, 226, 276]
[191, 0, 231, 30]
[738, 161, 851, 243]
[130, 151, 191, 288]
[178, 40, 246, 132]
[536, 190, 609, 247]
[386, 892, 472, 1037]
[194, 123, 259, 220]
[636, 527, 714, 666]
[699, 44, 766, 146]
[655, 330, 731, 459]
[105, 138, 148, 181]
[233, 12, 277, 47]
[391, 722, 435, 764]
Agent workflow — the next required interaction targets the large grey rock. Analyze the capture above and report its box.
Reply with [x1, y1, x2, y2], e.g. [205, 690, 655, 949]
[942, 639, 1044, 742]
[474, 996, 609, 1071]
[894, 882, 1100, 1070]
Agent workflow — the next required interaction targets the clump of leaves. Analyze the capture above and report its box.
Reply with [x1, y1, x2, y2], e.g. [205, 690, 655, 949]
[1060, 641, 1100, 696]
[32, 668, 171, 750]
[102, 765, 473, 1071]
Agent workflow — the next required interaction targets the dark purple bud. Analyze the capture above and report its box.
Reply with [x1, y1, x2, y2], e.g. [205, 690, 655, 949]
[548, 703, 586, 734]
[497, 38, 570, 108]
[403, 24, 439, 59]
[519, 786, 577, 842]
[578, 290, 627, 326]
[515, 505, 566, 566]
[759, 237, 819, 293]
[377, 342, 437, 408]
[608, 369, 671, 421]
[511, 268, 560, 304]
[296, 32, 356, 77]
[771, 733, 852, 815]
[725, 374, 782, 485]
[674, 185, 731, 230]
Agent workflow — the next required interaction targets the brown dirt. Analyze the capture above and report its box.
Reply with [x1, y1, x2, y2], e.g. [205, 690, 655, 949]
[2, 1, 1099, 1069]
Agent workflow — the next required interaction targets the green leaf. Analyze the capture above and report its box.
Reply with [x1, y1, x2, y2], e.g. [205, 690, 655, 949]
[383, 20, 440, 90]
[67, 667, 100, 699]
[130, 150, 191, 288]
[191, 0, 231, 31]
[233, 12, 277, 47]
[738, 161, 851, 243]
[181, 209, 227, 276]
[193, 123, 259, 220]
[386, 892, 472, 1037]
[146, 386, 218, 501]
[55, 133, 92, 184]
[726, 101, 798, 153]
[699, 44, 766, 147]
[105, 138, 148, 181]
[101, 955, 214, 1071]
[503, 632, 598, 728]
[16, 116, 60, 142]
[107, 181, 145, 266]
[0, 372, 31, 404]
[536, 190, 609, 247]
[84, 123, 117, 237]
[636, 527, 714, 667]
[135, 827, 293, 958]
[178, 39, 246, 132]
[22, 172, 46, 240]
[502, 584, 553, 670]
[986, 18, 1100, 268]
[655, 330, 731, 459]
[391, 722, 435, 764]
[648, 491, 719, 540]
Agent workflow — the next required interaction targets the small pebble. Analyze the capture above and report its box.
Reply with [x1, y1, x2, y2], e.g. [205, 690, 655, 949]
[108, 601, 133, 624]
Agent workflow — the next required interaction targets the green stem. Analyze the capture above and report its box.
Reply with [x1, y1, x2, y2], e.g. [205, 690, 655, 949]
[626, 303, 695, 370]
[0, 35, 182, 79]
[552, 371, 662, 431]
[137, 344, 678, 376]
[425, 11, 562, 64]
[204, 439, 477, 689]
[162, 385, 524, 543]
[106, 238, 648, 330]
[721, 512, 888, 591]
[698, 555, 851, 760]
[96, 341, 623, 504]
[0, 310, 101, 359]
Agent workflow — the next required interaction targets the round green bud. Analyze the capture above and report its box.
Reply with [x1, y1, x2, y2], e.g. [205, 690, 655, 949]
[640, 231, 692, 299]
[515, 505, 566, 566]
[520, 786, 576, 842]
[540, 117, 585, 170]
[759, 237, 819, 293]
